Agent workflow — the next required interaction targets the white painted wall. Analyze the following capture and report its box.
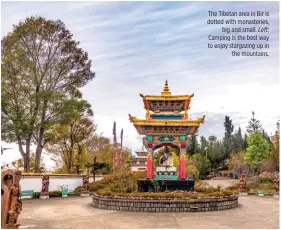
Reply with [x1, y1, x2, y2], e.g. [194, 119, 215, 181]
[20, 176, 104, 192]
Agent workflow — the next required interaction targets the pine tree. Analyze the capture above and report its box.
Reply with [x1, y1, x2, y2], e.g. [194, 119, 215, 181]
[246, 111, 262, 134]
[243, 134, 248, 149]
[187, 135, 199, 156]
[276, 120, 280, 136]
[223, 116, 234, 157]
[199, 136, 208, 155]
[261, 129, 272, 145]
[233, 127, 244, 152]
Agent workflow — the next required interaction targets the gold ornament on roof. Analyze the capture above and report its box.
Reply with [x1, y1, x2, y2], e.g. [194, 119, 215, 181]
[128, 114, 137, 123]
[161, 80, 172, 96]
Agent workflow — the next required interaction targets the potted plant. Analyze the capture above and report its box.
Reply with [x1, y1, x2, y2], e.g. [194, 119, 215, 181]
[58, 185, 69, 197]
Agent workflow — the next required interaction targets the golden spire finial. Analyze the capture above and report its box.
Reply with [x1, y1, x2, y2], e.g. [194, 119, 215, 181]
[161, 80, 171, 96]
[164, 80, 169, 92]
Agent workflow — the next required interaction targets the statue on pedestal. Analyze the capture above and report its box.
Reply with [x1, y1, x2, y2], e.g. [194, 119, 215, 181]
[239, 174, 247, 194]
[40, 176, 50, 199]
[81, 175, 90, 196]
[159, 146, 173, 167]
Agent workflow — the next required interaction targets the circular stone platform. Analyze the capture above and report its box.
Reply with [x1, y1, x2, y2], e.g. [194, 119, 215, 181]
[92, 193, 238, 212]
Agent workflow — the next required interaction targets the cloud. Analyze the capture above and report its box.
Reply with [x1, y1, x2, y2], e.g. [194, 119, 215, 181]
[1, 1, 279, 167]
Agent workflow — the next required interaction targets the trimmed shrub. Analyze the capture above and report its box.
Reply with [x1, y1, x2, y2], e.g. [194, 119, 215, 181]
[221, 190, 233, 196]
[68, 192, 80, 196]
[73, 186, 82, 193]
[33, 192, 40, 199]
[89, 182, 106, 192]
[96, 189, 113, 196]
[49, 190, 62, 197]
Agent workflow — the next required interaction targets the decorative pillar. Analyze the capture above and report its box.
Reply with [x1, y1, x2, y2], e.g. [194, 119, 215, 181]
[146, 151, 153, 179]
[1, 169, 22, 229]
[81, 175, 90, 196]
[146, 137, 154, 179]
[179, 148, 186, 179]
[40, 176, 50, 199]
[273, 173, 279, 199]
[239, 174, 247, 195]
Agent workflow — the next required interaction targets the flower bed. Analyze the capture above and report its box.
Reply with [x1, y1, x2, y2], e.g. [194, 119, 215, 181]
[92, 193, 238, 212]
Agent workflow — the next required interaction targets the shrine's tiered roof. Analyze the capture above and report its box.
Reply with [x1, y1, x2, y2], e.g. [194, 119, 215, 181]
[139, 81, 194, 113]
[128, 81, 205, 136]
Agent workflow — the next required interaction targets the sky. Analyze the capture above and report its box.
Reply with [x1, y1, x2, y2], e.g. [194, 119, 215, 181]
[1, 1, 280, 169]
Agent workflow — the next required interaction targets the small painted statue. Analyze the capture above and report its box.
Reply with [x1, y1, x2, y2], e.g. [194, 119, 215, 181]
[82, 175, 89, 193]
[41, 176, 50, 194]
[160, 146, 173, 167]
[239, 174, 247, 193]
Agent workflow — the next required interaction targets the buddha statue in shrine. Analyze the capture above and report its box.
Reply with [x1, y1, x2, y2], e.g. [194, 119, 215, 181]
[159, 146, 173, 167]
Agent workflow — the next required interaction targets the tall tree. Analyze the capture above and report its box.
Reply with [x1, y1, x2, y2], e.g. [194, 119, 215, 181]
[276, 120, 280, 136]
[233, 127, 244, 152]
[261, 129, 272, 145]
[267, 120, 280, 171]
[223, 116, 234, 157]
[187, 135, 199, 156]
[243, 133, 248, 149]
[199, 136, 208, 155]
[246, 111, 262, 134]
[1, 16, 95, 172]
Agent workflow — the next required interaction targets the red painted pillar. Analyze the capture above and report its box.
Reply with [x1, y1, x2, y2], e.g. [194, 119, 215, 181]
[179, 148, 186, 179]
[146, 153, 153, 179]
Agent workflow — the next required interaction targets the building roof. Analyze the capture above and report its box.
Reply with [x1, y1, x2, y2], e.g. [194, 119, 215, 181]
[129, 114, 205, 126]
[139, 81, 194, 111]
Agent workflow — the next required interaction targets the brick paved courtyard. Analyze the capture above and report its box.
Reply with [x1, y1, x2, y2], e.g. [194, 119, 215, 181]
[19, 196, 279, 229]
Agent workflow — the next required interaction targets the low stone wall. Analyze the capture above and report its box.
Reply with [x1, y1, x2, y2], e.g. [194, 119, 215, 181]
[92, 194, 238, 212]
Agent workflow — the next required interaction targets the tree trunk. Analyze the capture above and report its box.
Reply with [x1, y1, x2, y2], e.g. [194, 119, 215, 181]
[34, 127, 45, 172]
[17, 136, 31, 172]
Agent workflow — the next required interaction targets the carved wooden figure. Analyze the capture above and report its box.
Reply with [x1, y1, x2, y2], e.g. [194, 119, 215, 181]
[40, 175, 50, 199]
[81, 175, 90, 196]
[239, 174, 247, 193]
[1, 169, 22, 229]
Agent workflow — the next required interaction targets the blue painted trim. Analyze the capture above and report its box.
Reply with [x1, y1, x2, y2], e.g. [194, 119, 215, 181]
[151, 115, 182, 120]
